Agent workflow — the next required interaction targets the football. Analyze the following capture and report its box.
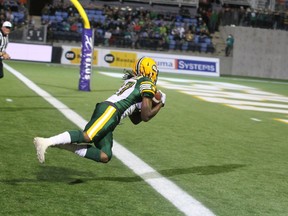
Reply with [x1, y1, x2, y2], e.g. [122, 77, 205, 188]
[152, 91, 162, 105]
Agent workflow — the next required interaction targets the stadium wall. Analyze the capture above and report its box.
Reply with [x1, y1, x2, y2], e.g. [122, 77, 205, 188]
[221, 26, 288, 80]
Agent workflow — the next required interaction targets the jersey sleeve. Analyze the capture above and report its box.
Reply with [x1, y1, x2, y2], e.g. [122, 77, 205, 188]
[139, 77, 157, 99]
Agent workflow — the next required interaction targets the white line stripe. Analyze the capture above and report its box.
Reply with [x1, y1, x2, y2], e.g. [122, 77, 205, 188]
[251, 118, 262, 122]
[113, 144, 215, 215]
[5, 63, 215, 216]
[227, 104, 288, 114]
[198, 97, 288, 108]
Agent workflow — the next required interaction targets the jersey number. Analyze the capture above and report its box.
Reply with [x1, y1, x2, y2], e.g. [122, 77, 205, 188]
[116, 81, 135, 96]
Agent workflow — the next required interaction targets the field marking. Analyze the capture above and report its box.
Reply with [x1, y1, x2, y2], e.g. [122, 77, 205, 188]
[194, 96, 288, 109]
[274, 118, 288, 124]
[101, 72, 288, 116]
[251, 118, 262, 122]
[226, 104, 288, 114]
[5, 63, 215, 216]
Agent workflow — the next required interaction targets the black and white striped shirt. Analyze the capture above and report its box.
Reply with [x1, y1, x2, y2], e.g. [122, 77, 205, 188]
[0, 30, 9, 53]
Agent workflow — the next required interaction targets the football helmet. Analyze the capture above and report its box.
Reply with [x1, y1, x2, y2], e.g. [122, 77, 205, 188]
[132, 57, 159, 84]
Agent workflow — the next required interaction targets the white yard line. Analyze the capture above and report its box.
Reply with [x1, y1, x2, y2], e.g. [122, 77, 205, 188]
[5, 63, 215, 216]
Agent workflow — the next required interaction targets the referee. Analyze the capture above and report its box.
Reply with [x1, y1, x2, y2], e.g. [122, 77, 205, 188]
[0, 21, 12, 79]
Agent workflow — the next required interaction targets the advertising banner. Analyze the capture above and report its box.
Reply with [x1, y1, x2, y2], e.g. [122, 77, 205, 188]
[100, 50, 137, 68]
[138, 52, 220, 76]
[7, 43, 52, 62]
[61, 47, 220, 77]
[61, 46, 98, 65]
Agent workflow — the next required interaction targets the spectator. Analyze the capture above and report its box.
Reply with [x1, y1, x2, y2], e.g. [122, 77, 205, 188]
[225, 34, 234, 57]
[103, 29, 112, 46]
[209, 10, 218, 33]
[199, 22, 209, 37]
[70, 21, 78, 32]
[284, 11, 288, 31]
[185, 29, 194, 42]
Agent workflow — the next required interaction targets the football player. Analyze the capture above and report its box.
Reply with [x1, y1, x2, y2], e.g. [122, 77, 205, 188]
[34, 57, 166, 163]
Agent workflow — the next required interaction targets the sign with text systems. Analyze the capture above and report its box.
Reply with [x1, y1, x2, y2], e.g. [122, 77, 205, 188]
[177, 59, 217, 73]
[137, 52, 219, 76]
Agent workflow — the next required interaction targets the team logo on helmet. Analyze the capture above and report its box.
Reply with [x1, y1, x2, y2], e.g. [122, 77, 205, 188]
[132, 57, 159, 84]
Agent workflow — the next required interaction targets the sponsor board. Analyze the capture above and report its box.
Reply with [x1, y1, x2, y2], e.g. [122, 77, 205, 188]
[177, 59, 217, 73]
[129, 51, 219, 76]
[61, 46, 98, 65]
[101, 51, 137, 68]
[60, 46, 219, 76]
[7, 43, 52, 62]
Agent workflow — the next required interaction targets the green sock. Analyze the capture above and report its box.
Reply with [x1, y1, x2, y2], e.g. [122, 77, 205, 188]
[68, 130, 85, 143]
[84, 146, 101, 162]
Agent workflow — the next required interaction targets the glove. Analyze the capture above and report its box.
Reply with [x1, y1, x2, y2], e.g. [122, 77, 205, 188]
[135, 102, 142, 110]
[121, 102, 142, 120]
[121, 104, 137, 120]
[122, 69, 135, 80]
[158, 90, 166, 107]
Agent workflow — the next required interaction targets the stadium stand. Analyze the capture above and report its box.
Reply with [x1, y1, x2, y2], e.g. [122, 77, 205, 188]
[0, 0, 28, 28]
[123, 0, 199, 7]
[5, 0, 288, 56]
[33, 0, 285, 55]
[38, 0, 216, 54]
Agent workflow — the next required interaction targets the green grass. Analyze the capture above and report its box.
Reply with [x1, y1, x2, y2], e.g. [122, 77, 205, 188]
[1, 61, 288, 216]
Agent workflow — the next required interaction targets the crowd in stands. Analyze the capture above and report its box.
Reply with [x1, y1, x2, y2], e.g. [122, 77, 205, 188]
[42, 1, 216, 53]
[220, 4, 288, 30]
[0, 0, 28, 29]
[2, 0, 288, 54]
[40, 0, 288, 53]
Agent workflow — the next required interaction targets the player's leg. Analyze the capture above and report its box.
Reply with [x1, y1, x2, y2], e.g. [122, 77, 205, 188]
[34, 103, 119, 163]
[54, 143, 89, 157]
[83, 104, 117, 163]
[54, 131, 113, 163]
[87, 131, 113, 163]
[97, 131, 114, 163]
[33, 130, 88, 163]
[33, 102, 104, 163]
[0, 61, 4, 79]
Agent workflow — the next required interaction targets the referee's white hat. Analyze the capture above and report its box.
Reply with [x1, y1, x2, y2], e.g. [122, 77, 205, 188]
[2, 21, 12, 28]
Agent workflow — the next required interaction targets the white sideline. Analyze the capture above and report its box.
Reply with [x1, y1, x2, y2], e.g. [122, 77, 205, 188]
[5, 63, 215, 216]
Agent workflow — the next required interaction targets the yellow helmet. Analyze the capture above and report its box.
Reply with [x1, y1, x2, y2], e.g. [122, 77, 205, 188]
[132, 57, 159, 84]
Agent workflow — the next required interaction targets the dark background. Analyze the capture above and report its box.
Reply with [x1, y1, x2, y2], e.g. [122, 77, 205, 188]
[28, 0, 53, 16]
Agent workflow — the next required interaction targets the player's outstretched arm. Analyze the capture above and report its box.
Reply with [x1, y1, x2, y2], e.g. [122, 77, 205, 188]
[141, 97, 163, 122]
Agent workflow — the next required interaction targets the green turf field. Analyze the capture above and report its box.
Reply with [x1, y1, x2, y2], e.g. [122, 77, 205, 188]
[1, 61, 287, 216]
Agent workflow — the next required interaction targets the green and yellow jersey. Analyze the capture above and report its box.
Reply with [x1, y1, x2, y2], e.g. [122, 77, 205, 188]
[106, 75, 157, 115]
